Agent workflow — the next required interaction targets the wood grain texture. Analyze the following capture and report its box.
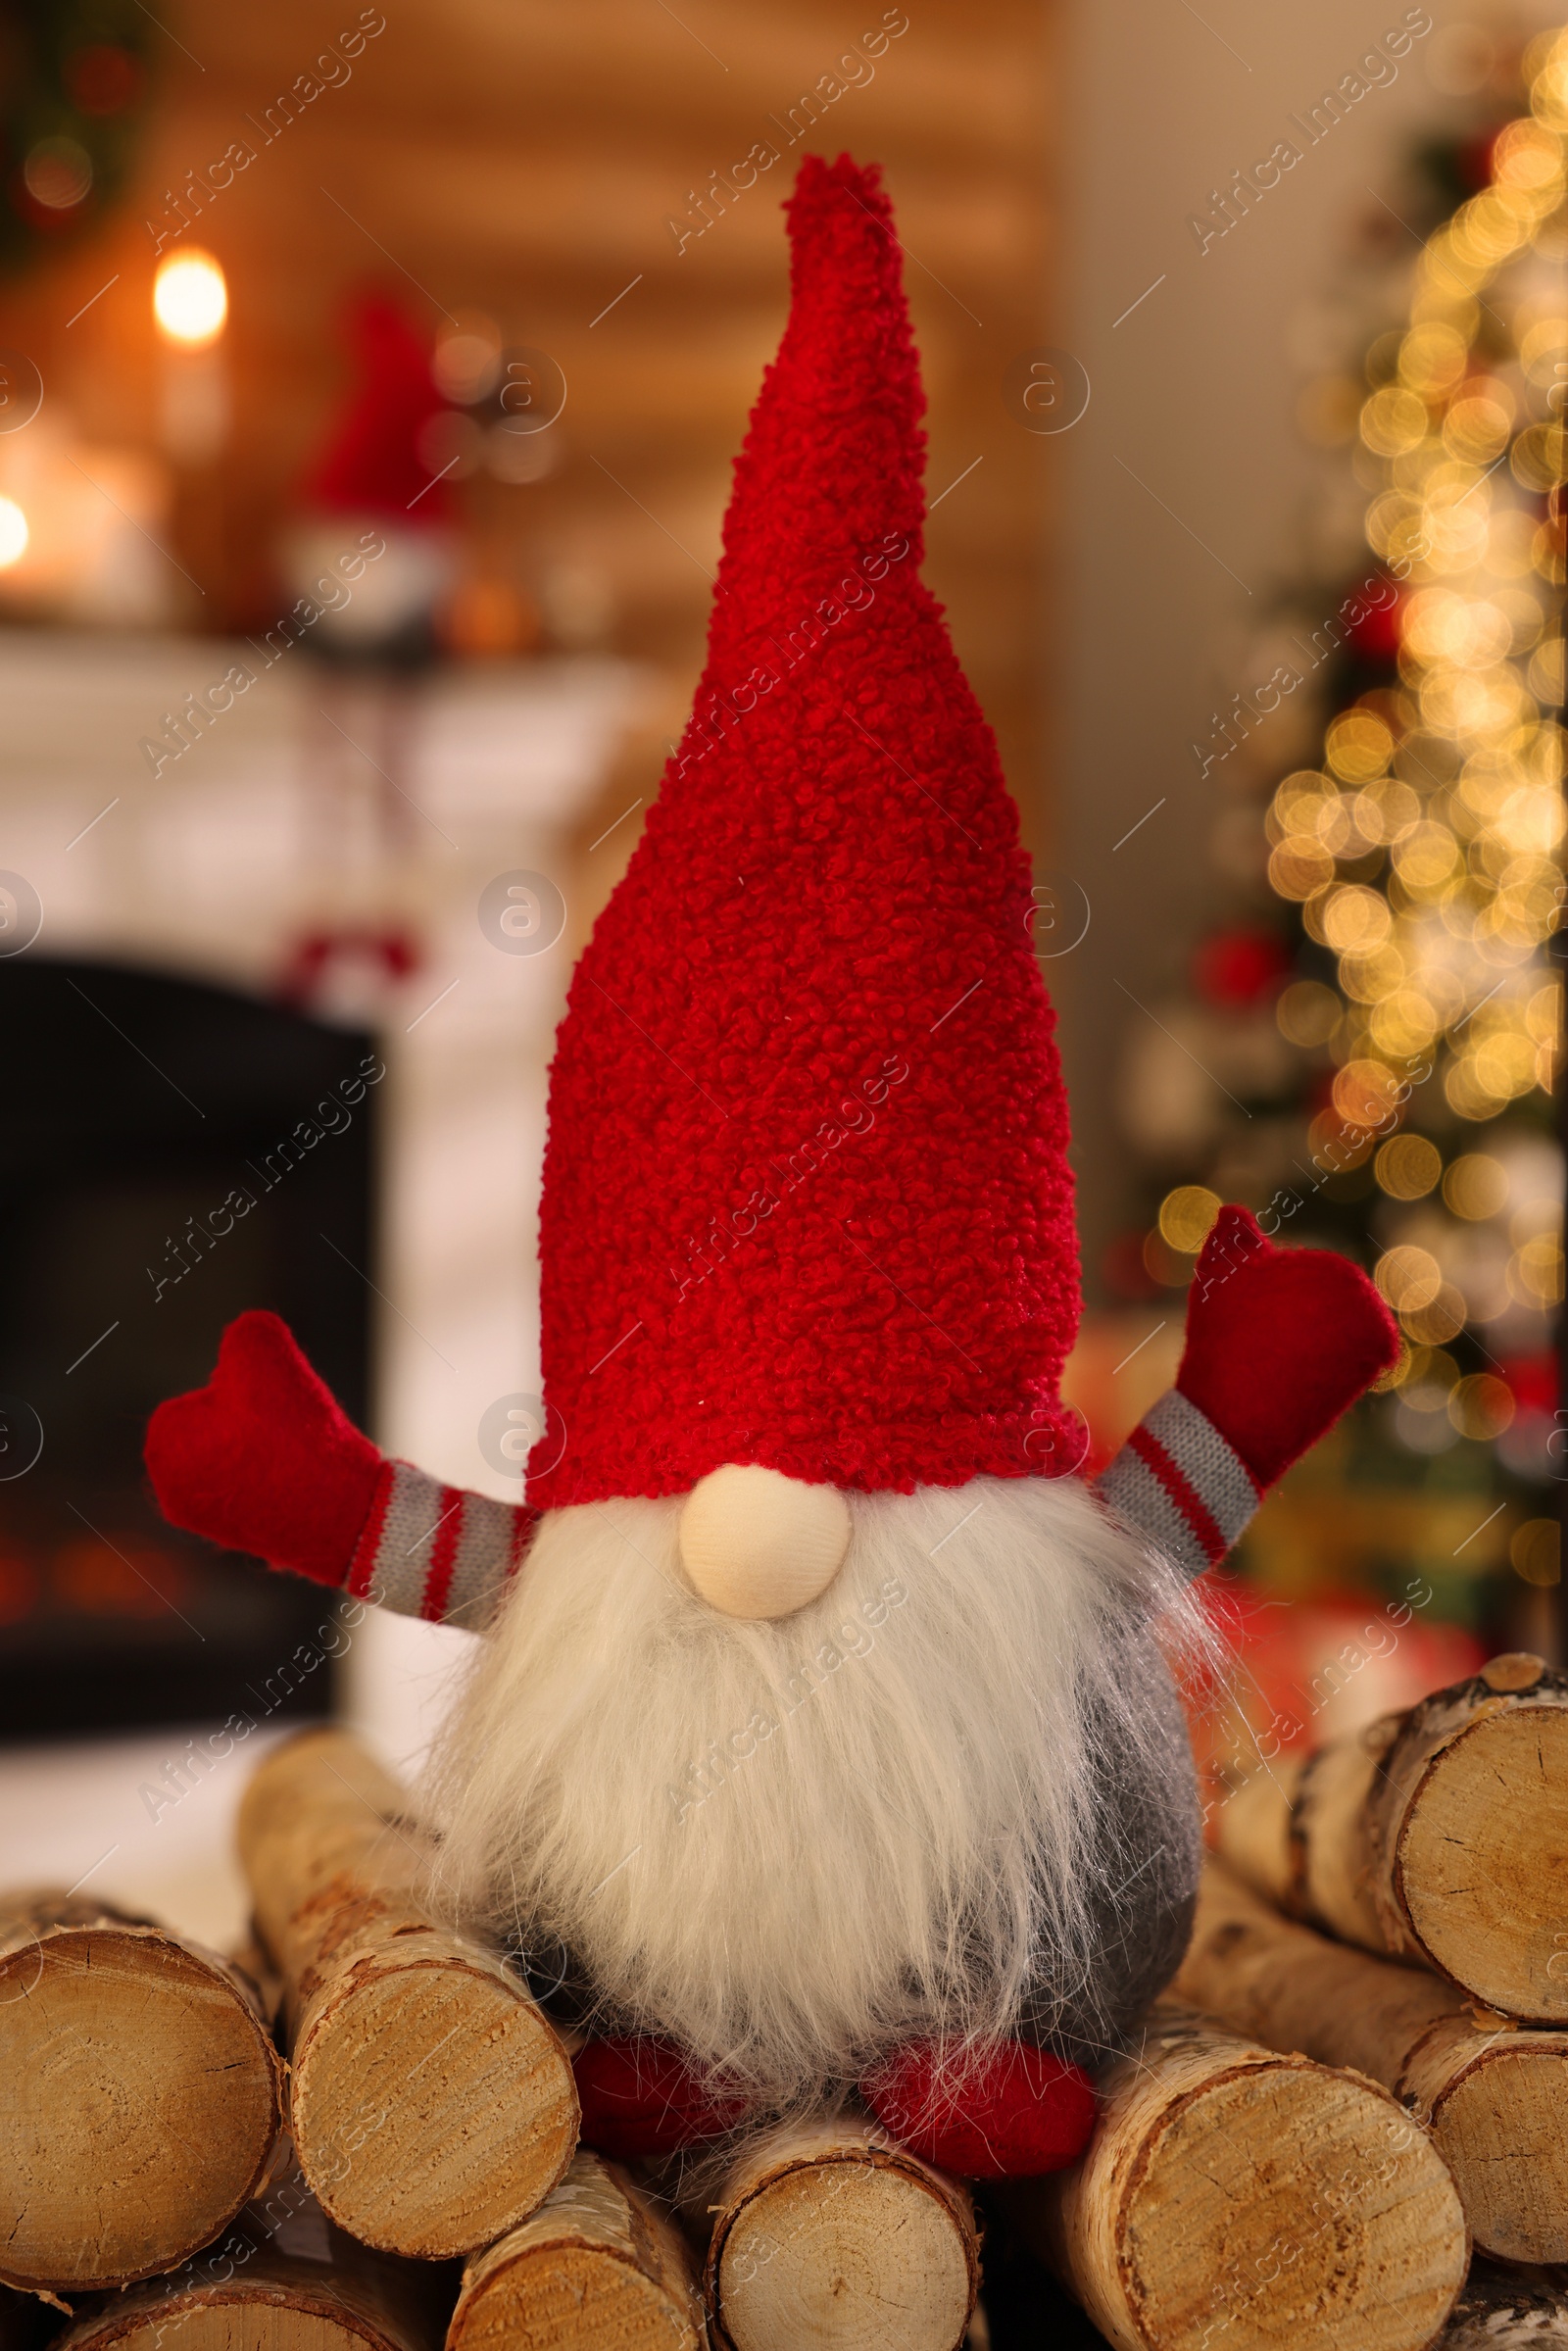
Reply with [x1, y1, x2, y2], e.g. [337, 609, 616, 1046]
[1215, 1663, 1568, 2021]
[0, 1889, 283, 2293]
[237, 1730, 577, 2259]
[52, 2168, 450, 2351]
[450, 2152, 704, 2351]
[1371, 1667, 1568, 2021]
[705, 2118, 977, 2351]
[1013, 2006, 1465, 2351]
[1177, 1858, 1568, 2264]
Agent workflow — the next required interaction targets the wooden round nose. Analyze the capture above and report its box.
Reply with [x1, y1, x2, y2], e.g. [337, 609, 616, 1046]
[678, 1464, 852, 1621]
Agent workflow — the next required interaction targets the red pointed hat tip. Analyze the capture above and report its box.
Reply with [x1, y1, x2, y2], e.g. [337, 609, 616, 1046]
[787, 150, 889, 214]
[527, 153, 1081, 1507]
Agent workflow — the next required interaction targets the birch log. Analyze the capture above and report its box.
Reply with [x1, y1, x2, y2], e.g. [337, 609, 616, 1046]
[1216, 1656, 1568, 2020]
[705, 2118, 979, 2351]
[1012, 2006, 1465, 2351]
[1436, 2260, 1568, 2346]
[1176, 1857, 1568, 2263]
[0, 1888, 283, 2293]
[448, 2152, 704, 2351]
[237, 1729, 578, 2258]
[51, 2166, 450, 2351]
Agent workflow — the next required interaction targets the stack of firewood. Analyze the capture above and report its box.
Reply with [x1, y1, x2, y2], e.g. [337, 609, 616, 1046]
[5, 1664, 1568, 2351]
[999, 1650, 1568, 2350]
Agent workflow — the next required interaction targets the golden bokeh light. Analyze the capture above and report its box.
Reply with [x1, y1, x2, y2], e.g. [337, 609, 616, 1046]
[1375, 1134, 1442, 1200]
[1257, 34, 1567, 1466]
[1276, 978, 1342, 1047]
[1443, 1152, 1509, 1218]
[1375, 1244, 1444, 1313]
[1511, 1518, 1562, 1586]
[154, 249, 228, 348]
[0, 498, 28, 568]
[1401, 1283, 1468, 1347]
[1157, 1186, 1222, 1255]
[1447, 1372, 1517, 1439]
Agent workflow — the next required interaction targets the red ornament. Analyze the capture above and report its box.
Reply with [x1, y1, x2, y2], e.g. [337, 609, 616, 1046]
[1191, 927, 1290, 1008]
[66, 45, 142, 115]
[1345, 593, 1403, 665]
[1500, 1351, 1556, 1416]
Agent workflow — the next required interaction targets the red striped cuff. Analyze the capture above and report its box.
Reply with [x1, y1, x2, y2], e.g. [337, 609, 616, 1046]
[1097, 1391, 1261, 1582]
[348, 1459, 536, 1627]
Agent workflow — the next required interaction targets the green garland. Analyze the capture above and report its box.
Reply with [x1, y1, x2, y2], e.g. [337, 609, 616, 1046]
[0, 0, 151, 275]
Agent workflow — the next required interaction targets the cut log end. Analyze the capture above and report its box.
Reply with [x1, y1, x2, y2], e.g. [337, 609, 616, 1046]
[451, 2153, 703, 2351]
[707, 2123, 978, 2351]
[1431, 2040, 1568, 2266]
[293, 1948, 579, 2260]
[1029, 2014, 1466, 2351]
[238, 1731, 578, 2260]
[0, 1902, 282, 2293]
[1178, 1856, 1568, 2271]
[1117, 2062, 1462, 2351]
[1396, 1702, 1568, 2021]
[58, 2277, 410, 2351]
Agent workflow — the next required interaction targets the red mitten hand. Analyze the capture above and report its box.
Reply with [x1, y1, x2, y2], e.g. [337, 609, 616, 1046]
[1178, 1206, 1398, 1491]
[863, 2039, 1096, 2179]
[145, 1310, 383, 1586]
[571, 2037, 751, 2160]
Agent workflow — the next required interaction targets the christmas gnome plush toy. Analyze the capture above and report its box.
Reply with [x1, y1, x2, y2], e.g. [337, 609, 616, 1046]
[146, 156, 1397, 2180]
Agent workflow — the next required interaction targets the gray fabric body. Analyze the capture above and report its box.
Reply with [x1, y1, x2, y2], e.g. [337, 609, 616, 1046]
[1017, 1612, 1201, 2071]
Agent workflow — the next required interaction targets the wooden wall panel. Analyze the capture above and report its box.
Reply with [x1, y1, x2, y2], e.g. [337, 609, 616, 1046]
[3, 0, 1055, 851]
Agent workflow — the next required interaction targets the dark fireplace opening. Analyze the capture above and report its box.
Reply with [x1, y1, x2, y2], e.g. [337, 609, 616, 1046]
[0, 956, 378, 1742]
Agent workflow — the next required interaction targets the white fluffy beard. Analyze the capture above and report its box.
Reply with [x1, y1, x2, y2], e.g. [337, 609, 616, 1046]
[423, 1473, 1200, 2107]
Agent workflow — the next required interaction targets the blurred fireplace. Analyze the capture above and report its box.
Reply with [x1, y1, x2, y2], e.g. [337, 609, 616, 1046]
[0, 957, 377, 1741]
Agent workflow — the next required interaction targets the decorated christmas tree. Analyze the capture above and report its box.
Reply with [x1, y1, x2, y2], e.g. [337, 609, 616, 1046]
[1111, 24, 1568, 1721]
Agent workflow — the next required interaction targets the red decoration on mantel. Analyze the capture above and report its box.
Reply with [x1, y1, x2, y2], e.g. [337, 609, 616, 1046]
[302, 294, 454, 526]
[277, 923, 421, 1010]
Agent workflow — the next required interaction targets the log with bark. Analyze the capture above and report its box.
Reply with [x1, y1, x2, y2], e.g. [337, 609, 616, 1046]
[51, 2160, 453, 2351]
[1436, 2259, 1568, 2346]
[0, 1888, 283, 2294]
[1175, 1856, 1568, 2264]
[704, 2118, 979, 2351]
[1217, 1654, 1568, 2021]
[448, 2151, 704, 2351]
[237, 1728, 578, 2260]
[1008, 2006, 1466, 2351]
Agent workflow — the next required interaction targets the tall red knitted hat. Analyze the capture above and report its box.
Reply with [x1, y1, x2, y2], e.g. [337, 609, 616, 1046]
[530, 155, 1079, 1508]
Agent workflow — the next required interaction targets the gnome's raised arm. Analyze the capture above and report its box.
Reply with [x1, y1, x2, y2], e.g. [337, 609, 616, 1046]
[144, 1209, 1395, 1622]
[143, 1310, 535, 1629]
[1097, 1205, 1396, 1575]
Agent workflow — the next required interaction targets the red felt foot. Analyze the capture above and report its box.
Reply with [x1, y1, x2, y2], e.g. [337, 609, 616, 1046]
[144, 1310, 382, 1587]
[572, 2037, 752, 2160]
[1178, 1205, 1398, 1489]
[861, 2039, 1097, 2180]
